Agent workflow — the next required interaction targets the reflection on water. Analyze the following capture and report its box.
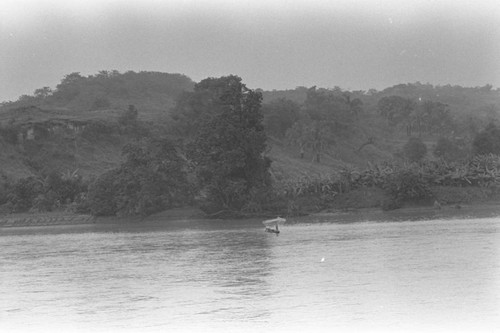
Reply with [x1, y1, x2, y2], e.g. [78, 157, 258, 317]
[1, 217, 499, 332]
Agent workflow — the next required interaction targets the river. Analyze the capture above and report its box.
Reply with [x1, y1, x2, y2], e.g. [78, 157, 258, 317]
[1, 216, 499, 332]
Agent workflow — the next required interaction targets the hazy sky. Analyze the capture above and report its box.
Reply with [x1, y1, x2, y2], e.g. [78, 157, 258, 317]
[1, 0, 499, 102]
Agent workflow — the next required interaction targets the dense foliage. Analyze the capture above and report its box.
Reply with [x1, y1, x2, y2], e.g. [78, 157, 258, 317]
[377, 96, 452, 136]
[1, 70, 194, 112]
[276, 154, 500, 212]
[285, 87, 360, 162]
[1, 73, 500, 218]
[86, 138, 191, 216]
[262, 98, 300, 138]
[402, 137, 428, 162]
[0, 171, 87, 213]
[174, 75, 271, 214]
[473, 123, 500, 155]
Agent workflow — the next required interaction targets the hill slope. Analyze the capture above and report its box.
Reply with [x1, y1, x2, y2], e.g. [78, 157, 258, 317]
[1, 73, 500, 183]
[1, 71, 195, 121]
[0, 106, 133, 179]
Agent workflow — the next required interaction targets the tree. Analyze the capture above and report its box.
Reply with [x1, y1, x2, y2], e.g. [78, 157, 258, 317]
[377, 96, 414, 135]
[54, 72, 84, 101]
[262, 98, 300, 138]
[473, 123, 500, 155]
[286, 117, 335, 163]
[175, 75, 271, 212]
[304, 87, 353, 133]
[87, 138, 191, 216]
[403, 137, 427, 162]
[87, 170, 119, 216]
[342, 92, 363, 119]
[414, 100, 452, 137]
[34, 87, 53, 99]
[113, 140, 190, 216]
[171, 89, 217, 138]
[7, 177, 44, 212]
[286, 87, 353, 163]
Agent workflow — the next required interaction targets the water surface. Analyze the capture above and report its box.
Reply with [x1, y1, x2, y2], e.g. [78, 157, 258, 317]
[1, 217, 499, 332]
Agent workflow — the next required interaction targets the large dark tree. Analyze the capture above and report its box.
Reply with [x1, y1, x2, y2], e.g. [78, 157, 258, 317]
[174, 75, 271, 212]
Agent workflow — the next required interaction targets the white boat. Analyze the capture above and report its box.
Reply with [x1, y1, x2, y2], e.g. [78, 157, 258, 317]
[263, 217, 286, 234]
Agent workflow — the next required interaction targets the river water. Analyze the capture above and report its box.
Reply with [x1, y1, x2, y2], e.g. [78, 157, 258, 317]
[1, 216, 499, 332]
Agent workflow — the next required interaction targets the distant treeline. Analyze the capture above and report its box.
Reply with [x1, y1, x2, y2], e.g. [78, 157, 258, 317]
[0, 70, 194, 113]
[262, 82, 499, 118]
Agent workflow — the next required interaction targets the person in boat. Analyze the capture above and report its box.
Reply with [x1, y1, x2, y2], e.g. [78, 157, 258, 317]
[264, 217, 283, 234]
[265, 223, 279, 234]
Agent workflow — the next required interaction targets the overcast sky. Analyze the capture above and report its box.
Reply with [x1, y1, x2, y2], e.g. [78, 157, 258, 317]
[1, 0, 499, 102]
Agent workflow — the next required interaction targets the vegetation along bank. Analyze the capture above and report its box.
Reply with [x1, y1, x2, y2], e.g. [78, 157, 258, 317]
[1, 71, 500, 224]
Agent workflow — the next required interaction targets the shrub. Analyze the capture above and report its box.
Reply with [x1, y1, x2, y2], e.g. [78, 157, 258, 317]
[86, 138, 192, 217]
[383, 168, 432, 203]
[87, 170, 119, 216]
[32, 191, 59, 212]
[403, 137, 427, 162]
[473, 123, 500, 155]
[46, 171, 87, 204]
[8, 177, 44, 212]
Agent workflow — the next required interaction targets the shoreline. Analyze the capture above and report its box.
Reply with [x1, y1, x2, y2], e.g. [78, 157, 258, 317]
[0, 212, 95, 228]
[1, 202, 499, 229]
[306, 202, 500, 224]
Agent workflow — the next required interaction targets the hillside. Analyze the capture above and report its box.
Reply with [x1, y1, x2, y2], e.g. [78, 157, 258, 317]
[0, 71, 195, 121]
[1, 72, 500, 183]
[0, 71, 194, 180]
[267, 117, 402, 182]
[262, 83, 500, 179]
[0, 106, 136, 180]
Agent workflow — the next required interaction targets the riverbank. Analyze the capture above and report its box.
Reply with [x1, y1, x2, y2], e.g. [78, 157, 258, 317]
[1, 201, 499, 229]
[0, 212, 95, 228]
[304, 202, 500, 224]
[2, 184, 499, 228]
[0, 207, 208, 228]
